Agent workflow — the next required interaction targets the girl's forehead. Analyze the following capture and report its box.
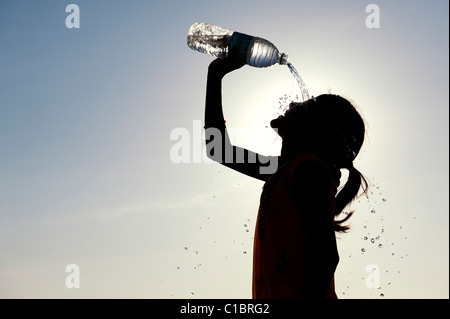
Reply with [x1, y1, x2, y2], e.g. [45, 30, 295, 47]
[286, 101, 309, 115]
[288, 102, 303, 109]
[289, 98, 316, 109]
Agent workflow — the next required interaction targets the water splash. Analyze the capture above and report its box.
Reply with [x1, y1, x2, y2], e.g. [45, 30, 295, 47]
[287, 62, 310, 102]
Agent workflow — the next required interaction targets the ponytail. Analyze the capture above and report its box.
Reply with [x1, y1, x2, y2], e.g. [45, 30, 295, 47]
[334, 164, 368, 232]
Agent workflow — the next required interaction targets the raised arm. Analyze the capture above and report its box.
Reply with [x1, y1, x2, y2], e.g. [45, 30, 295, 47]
[204, 57, 277, 181]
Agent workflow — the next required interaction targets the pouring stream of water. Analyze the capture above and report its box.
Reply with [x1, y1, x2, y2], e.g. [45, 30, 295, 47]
[287, 62, 310, 102]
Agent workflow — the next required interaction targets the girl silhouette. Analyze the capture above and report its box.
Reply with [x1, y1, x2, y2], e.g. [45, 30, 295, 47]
[204, 55, 368, 299]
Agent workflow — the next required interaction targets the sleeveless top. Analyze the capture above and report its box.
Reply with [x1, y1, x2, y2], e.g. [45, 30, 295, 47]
[252, 152, 338, 299]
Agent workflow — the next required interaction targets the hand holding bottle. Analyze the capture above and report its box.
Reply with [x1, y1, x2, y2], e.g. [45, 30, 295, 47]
[208, 47, 245, 79]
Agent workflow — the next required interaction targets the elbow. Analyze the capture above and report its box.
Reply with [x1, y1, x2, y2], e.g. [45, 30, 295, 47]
[205, 147, 220, 163]
[204, 140, 224, 164]
[204, 127, 228, 164]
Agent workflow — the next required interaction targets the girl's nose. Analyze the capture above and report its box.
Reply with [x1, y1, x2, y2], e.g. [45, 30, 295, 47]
[270, 115, 284, 128]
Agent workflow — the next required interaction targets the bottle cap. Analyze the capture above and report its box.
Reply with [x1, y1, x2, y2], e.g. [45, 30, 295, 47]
[279, 53, 288, 65]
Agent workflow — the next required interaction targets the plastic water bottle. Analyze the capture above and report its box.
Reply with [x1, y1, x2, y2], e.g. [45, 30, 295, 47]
[187, 22, 288, 68]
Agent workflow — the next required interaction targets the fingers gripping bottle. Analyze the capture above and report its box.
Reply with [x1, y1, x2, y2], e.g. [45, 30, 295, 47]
[187, 22, 288, 68]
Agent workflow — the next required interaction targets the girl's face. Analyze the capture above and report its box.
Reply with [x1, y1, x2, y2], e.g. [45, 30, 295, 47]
[270, 102, 309, 140]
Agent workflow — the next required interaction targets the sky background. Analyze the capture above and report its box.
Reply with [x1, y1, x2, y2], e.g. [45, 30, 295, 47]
[0, 0, 448, 298]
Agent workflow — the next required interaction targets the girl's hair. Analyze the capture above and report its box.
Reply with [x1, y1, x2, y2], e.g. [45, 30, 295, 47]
[334, 164, 368, 232]
[291, 94, 369, 232]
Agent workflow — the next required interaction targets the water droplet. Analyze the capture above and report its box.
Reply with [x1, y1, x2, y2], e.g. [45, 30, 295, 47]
[184, 247, 188, 250]
[364, 236, 368, 240]
[243, 251, 247, 254]
[195, 251, 199, 254]
[371, 209, 376, 214]
[361, 248, 366, 252]
[246, 229, 249, 232]
[380, 293, 384, 298]
[378, 244, 383, 248]
[382, 198, 387, 202]
[371, 238, 375, 243]
[244, 224, 248, 227]
[190, 292, 194, 296]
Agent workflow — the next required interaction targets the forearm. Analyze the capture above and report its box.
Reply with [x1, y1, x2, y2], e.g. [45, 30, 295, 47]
[205, 71, 226, 132]
[205, 55, 244, 132]
[204, 68, 235, 165]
